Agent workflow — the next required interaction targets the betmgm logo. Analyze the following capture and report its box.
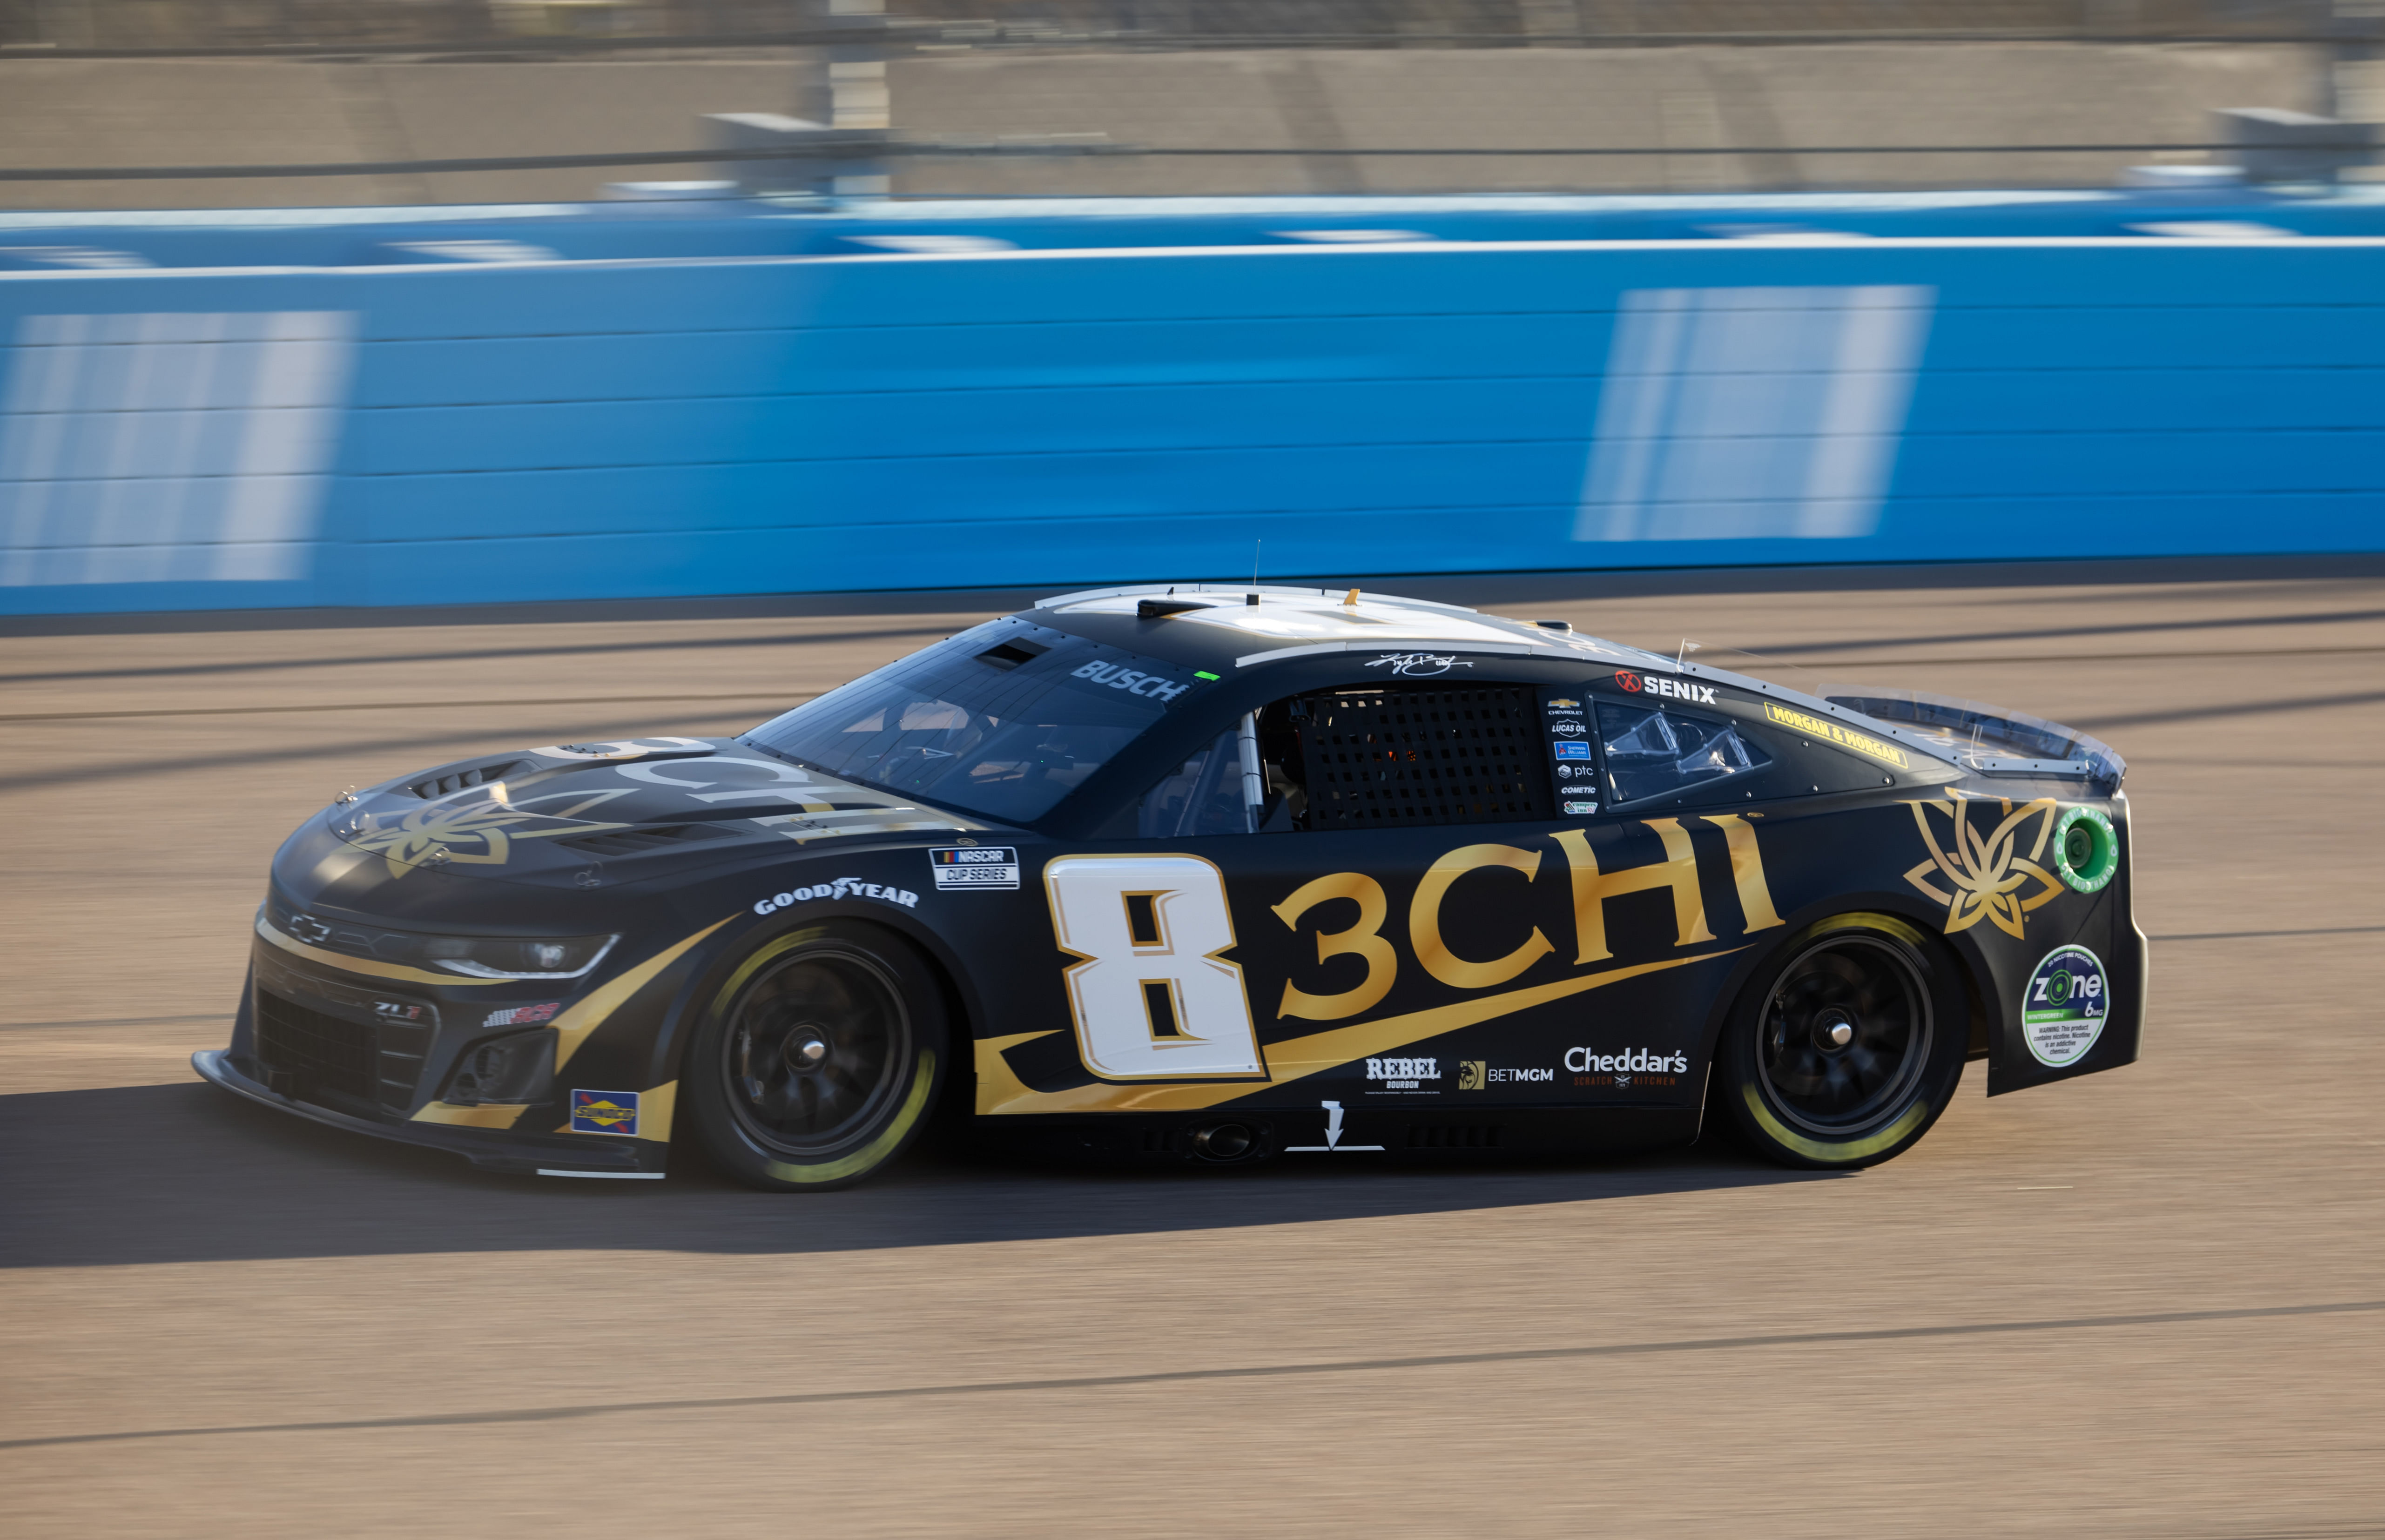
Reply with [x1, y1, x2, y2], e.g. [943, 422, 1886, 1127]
[1458, 1060, 1553, 1089]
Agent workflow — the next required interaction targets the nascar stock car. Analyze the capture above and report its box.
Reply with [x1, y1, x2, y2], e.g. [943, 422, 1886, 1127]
[195, 584, 2143, 1190]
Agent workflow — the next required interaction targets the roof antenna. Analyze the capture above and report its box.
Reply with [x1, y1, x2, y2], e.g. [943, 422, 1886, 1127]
[1677, 638, 1703, 670]
[1247, 538, 1261, 606]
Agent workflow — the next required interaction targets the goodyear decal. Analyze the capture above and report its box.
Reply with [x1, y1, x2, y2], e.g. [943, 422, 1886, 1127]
[1765, 702, 1910, 770]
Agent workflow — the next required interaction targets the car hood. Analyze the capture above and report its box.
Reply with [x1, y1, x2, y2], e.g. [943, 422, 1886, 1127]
[318, 737, 994, 891]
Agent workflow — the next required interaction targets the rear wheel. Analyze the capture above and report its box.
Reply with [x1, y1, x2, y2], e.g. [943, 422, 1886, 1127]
[683, 921, 948, 1192]
[1718, 913, 1967, 1170]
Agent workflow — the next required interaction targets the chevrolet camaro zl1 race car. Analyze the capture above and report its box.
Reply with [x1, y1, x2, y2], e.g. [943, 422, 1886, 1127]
[196, 585, 2143, 1190]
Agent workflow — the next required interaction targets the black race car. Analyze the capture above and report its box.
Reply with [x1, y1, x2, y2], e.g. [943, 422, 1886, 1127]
[196, 585, 2143, 1190]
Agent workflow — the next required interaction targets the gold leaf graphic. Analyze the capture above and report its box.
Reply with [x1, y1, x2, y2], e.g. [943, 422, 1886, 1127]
[1902, 793, 2062, 940]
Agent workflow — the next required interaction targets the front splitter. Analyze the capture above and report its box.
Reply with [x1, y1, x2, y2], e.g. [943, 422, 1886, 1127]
[192, 1050, 666, 1179]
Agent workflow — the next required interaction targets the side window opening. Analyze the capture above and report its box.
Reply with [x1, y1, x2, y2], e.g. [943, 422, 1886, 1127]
[1134, 684, 1555, 835]
[1599, 702, 1772, 805]
[1135, 707, 1311, 837]
[1294, 684, 1551, 829]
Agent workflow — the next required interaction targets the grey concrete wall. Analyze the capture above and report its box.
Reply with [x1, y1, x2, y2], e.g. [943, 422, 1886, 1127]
[0, 41, 2330, 210]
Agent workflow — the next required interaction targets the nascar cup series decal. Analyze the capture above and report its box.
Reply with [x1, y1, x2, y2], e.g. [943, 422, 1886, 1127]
[2022, 945, 2108, 1068]
[929, 845, 1021, 890]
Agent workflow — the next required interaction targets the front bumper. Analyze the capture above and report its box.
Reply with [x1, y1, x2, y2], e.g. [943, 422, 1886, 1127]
[194, 1049, 665, 1178]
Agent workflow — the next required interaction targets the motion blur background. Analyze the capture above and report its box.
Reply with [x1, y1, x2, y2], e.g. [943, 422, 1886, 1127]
[7, 8, 2385, 1538]
[4, 0, 2385, 205]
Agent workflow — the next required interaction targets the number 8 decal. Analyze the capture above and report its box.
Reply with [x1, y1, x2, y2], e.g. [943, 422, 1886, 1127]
[1045, 854, 1266, 1080]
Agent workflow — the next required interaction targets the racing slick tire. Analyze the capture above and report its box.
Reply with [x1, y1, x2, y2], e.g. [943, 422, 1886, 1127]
[682, 920, 950, 1192]
[1716, 912, 1968, 1170]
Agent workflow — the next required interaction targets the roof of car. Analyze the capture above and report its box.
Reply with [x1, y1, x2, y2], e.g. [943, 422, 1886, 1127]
[1031, 582, 1666, 672]
[1026, 582, 2029, 776]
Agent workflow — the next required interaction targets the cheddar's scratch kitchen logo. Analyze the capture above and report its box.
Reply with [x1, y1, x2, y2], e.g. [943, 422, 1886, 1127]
[1567, 1046, 1689, 1089]
[1902, 793, 2062, 939]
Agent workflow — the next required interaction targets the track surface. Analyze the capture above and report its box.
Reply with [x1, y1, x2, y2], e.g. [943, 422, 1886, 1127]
[5, 570, 2383, 1537]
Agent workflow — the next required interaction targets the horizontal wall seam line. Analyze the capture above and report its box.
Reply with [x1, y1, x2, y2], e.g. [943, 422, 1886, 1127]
[2, 1299, 2374, 1450]
[0, 690, 817, 723]
[9, 649, 2377, 709]
[0, 1013, 228, 1032]
[2155, 925, 2385, 942]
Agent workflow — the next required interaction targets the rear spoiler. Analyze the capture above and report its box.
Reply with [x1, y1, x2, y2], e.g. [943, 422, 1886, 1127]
[1821, 686, 2125, 789]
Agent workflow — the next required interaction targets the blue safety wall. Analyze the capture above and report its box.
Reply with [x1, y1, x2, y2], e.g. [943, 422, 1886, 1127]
[3, 193, 2383, 613]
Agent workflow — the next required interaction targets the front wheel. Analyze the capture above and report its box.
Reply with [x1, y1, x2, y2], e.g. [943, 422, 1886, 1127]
[1717, 913, 1968, 1170]
[682, 921, 949, 1192]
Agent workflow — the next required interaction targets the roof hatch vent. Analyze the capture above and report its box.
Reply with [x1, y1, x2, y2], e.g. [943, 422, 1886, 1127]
[974, 638, 1050, 671]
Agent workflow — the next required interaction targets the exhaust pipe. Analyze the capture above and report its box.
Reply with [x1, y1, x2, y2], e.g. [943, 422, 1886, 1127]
[1191, 1122, 1256, 1161]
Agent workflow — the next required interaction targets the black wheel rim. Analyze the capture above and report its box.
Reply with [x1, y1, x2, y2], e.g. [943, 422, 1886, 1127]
[1756, 935, 1933, 1137]
[721, 947, 910, 1159]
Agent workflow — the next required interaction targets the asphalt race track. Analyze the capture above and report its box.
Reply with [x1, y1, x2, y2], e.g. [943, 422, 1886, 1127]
[5, 564, 2383, 1538]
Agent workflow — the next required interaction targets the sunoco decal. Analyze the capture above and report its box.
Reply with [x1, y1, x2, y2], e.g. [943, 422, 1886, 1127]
[2022, 945, 2108, 1068]
[570, 1089, 640, 1136]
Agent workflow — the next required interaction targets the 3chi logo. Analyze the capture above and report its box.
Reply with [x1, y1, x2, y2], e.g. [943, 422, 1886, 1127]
[1615, 670, 1644, 693]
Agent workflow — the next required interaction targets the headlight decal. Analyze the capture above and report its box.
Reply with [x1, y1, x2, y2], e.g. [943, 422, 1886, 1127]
[552, 917, 733, 1072]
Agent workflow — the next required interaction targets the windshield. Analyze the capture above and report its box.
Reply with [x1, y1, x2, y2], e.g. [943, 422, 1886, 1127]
[741, 619, 1207, 825]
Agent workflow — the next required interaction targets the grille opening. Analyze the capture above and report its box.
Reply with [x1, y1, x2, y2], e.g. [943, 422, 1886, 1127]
[1139, 1127, 1172, 1154]
[1293, 686, 1553, 830]
[551, 823, 728, 858]
[255, 991, 430, 1114]
[1406, 1124, 1504, 1150]
[407, 760, 524, 799]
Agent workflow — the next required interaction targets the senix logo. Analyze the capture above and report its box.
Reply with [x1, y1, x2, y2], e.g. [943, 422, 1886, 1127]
[1614, 669, 1716, 706]
[1071, 661, 1189, 702]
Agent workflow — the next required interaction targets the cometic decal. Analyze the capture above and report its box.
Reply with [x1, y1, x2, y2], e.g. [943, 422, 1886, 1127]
[1763, 702, 1910, 770]
[2022, 945, 2108, 1067]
